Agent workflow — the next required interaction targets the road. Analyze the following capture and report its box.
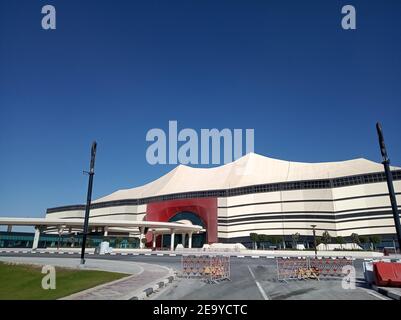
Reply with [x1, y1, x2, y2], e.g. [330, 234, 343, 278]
[0, 252, 389, 300]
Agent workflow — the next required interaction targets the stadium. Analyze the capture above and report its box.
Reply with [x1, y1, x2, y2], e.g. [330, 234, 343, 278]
[44, 152, 401, 249]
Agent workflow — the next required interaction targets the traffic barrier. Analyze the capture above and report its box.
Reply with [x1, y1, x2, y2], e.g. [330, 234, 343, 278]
[363, 261, 375, 284]
[309, 257, 352, 278]
[373, 262, 401, 287]
[181, 255, 230, 283]
[277, 257, 310, 281]
[277, 257, 353, 282]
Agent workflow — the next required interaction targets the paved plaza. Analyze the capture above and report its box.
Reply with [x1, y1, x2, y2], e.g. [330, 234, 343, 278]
[0, 253, 392, 300]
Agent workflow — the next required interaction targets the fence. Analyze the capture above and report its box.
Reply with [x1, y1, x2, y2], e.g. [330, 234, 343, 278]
[277, 257, 353, 282]
[181, 255, 230, 283]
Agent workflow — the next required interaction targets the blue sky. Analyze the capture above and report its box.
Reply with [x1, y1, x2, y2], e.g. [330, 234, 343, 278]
[0, 0, 400, 219]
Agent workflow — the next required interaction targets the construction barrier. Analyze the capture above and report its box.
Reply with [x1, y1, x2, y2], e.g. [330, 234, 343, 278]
[277, 257, 353, 282]
[181, 255, 230, 283]
[309, 257, 352, 278]
[277, 257, 311, 281]
[373, 262, 401, 287]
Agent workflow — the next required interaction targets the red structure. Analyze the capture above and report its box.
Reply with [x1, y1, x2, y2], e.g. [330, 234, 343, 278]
[373, 262, 401, 287]
[146, 197, 217, 244]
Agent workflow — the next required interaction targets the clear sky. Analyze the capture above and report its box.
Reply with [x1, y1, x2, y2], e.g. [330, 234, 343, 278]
[0, 0, 400, 220]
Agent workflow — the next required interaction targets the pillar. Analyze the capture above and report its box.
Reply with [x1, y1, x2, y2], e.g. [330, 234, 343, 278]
[32, 227, 40, 250]
[7, 225, 12, 233]
[103, 226, 108, 237]
[57, 227, 64, 250]
[188, 232, 193, 249]
[170, 230, 175, 251]
[139, 227, 145, 249]
[152, 233, 157, 249]
[182, 233, 186, 247]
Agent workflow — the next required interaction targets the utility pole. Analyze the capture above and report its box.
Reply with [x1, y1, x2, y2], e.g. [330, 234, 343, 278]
[80, 141, 97, 265]
[311, 225, 317, 258]
[376, 123, 401, 252]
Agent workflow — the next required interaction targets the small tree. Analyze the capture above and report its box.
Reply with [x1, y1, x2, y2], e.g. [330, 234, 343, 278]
[291, 233, 300, 249]
[250, 233, 258, 250]
[359, 236, 369, 250]
[351, 233, 360, 249]
[264, 235, 281, 249]
[370, 235, 381, 251]
[277, 236, 286, 249]
[270, 236, 281, 248]
[258, 234, 268, 249]
[321, 231, 332, 250]
[265, 235, 273, 245]
[336, 236, 344, 249]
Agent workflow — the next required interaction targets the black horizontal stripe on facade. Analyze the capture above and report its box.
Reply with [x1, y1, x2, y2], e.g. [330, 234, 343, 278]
[217, 210, 396, 225]
[218, 215, 396, 228]
[46, 170, 401, 214]
[217, 205, 401, 221]
[217, 224, 396, 233]
[217, 192, 401, 209]
[218, 219, 339, 226]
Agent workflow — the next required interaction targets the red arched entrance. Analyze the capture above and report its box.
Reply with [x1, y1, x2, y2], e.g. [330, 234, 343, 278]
[145, 197, 217, 244]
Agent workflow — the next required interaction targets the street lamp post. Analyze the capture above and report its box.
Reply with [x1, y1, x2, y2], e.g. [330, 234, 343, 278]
[311, 225, 317, 257]
[80, 141, 97, 265]
[376, 123, 401, 253]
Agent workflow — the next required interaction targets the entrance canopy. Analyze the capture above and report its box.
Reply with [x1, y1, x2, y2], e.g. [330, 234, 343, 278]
[0, 217, 203, 251]
[0, 217, 203, 233]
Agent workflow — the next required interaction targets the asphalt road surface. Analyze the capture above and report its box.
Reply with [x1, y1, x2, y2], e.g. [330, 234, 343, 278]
[0, 252, 389, 300]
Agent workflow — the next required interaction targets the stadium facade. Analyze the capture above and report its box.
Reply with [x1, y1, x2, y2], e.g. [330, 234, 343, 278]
[46, 153, 401, 248]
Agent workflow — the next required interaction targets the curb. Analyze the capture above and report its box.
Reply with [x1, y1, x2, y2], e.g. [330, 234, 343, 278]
[129, 274, 176, 300]
[372, 284, 401, 300]
[0, 250, 368, 260]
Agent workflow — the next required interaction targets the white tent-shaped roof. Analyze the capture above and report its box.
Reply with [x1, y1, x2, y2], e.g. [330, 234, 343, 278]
[93, 153, 399, 203]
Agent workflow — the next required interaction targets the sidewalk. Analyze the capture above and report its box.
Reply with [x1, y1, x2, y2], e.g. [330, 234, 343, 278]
[372, 285, 401, 300]
[62, 263, 174, 300]
[0, 256, 174, 300]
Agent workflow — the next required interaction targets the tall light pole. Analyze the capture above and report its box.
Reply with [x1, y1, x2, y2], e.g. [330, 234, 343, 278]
[80, 141, 97, 265]
[311, 225, 317, 257]
[376, 123, 401, 252]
